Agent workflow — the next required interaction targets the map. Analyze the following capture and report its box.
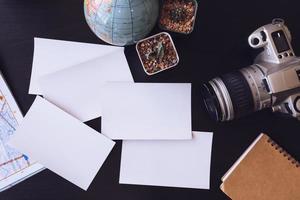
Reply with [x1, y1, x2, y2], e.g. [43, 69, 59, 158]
[0, 73, 43, 191]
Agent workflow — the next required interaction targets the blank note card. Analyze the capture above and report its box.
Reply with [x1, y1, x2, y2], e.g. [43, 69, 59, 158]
[119, 132, 213, 189]
[39, 50, 133, 122]
[29, 38, 122, 95]
[101, 83, 192, 140]
[10, 97, 115, 190]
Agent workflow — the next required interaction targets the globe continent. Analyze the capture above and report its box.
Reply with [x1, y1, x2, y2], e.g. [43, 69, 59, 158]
[84, 0, 159, 46]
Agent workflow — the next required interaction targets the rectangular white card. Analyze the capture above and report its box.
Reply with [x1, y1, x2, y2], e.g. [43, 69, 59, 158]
[29, 38, 123, 95]
[9, 97, 115, 190]
[101, 83, 192, 140]
[39, 50, 134, 122]
[119, 131, 213, 189]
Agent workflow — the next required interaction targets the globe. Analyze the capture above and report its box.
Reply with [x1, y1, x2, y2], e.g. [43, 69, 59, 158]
[84, 0, 159, 46]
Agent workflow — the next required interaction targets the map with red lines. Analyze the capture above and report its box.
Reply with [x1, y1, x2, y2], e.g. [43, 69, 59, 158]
[0, 73, 43, 191]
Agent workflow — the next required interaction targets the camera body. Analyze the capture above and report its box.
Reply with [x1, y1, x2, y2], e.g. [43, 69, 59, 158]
[202, 19, 300, 121]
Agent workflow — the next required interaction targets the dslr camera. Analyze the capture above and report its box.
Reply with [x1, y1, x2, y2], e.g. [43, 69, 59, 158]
[202, 19, 300, 121]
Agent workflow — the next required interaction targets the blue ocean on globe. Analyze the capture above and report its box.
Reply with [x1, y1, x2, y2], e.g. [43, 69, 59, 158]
[84, 0, 159, 46]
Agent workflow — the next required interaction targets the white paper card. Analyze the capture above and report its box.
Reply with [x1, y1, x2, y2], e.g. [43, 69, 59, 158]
[10, 97, 115, 190]
[29, 38, 122, 95]
[39, 50, 134, 122]
[119, 131, 213, 189]
[101, 83, 192, 140]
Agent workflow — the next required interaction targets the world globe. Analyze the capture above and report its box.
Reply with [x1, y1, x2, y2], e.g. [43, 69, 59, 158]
[84, 0, 159, 46]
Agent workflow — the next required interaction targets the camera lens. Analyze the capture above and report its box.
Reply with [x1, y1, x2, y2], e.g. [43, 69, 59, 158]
[201, 84, 222, 121]
[201, 77, 234, 121]
[220, 71, 254, 119]
[201, 66, 269, 121]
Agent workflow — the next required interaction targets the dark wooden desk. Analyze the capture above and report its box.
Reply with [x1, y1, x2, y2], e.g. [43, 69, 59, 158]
[0, 0, 299, 199]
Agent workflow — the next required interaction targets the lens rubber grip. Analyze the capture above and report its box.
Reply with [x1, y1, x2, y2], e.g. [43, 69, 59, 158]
[221, 71, 255, 119]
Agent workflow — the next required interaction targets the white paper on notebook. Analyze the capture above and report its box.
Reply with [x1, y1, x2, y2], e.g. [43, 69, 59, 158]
[29, 38, 123, 95]
[9, 96, 115, 190]
[39, 50, 134, 122]
[101, 83, 192, 140]
[119, 131, 213, 189]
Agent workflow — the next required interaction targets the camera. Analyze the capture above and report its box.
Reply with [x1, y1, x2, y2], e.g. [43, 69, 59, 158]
[202, 19, 300, 121]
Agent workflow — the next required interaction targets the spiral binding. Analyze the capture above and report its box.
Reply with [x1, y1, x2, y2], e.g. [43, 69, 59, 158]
[267, 138, 300, 168]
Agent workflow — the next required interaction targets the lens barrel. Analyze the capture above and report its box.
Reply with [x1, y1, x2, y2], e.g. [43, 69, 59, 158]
[201, 65, 269, 121]
[201, 83, 222, 121]
[220, 71, 255, 118]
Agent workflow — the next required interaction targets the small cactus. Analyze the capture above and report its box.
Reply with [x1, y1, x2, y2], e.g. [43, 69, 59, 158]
[145, 42, 165, 63]
[169, 7, 187, 22]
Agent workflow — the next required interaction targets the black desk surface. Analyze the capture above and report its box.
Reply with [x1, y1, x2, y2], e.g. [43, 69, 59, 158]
[1, 0, 300, 200]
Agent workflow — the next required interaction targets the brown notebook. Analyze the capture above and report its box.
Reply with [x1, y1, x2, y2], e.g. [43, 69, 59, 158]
[221, 133, 300, 200]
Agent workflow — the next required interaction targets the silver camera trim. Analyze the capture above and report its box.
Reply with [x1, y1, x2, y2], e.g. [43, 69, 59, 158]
[209, 78, 234, 121]
[203, 19, 300, 121]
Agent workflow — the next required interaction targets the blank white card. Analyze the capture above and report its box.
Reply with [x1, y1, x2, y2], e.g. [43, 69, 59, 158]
[39, 50, 133, 122]
[120, 132, 213, 189]
[101, 83, 192, 140]
[10, 97, 115, 190]
[29, 38, 122, 95]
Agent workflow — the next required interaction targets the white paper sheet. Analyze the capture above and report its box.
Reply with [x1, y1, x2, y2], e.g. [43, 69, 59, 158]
[29, 38, 123, 95]
[39, 50, 134, 122]
[9, 97, 115, 190]
[101, 83, 192, 140]
[119, 131, 213, 189]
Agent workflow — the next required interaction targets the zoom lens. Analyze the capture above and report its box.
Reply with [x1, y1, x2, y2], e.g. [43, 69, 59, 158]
[201, 84, 222, 121]
[201, 65, 271, 121]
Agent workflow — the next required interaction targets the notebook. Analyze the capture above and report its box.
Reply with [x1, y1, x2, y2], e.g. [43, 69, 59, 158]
[221, 133, 300, 200]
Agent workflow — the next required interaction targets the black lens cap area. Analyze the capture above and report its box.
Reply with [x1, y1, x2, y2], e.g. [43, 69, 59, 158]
[200, 84, 222, 121]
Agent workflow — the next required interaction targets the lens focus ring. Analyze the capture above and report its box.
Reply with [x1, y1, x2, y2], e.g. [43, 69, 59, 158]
[221, 71, 255, 119]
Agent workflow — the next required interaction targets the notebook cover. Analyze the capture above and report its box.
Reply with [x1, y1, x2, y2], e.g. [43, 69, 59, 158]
[221, 133, 300, 200]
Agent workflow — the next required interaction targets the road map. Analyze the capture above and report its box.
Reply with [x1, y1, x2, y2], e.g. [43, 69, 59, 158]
[0, 73, 43, 192]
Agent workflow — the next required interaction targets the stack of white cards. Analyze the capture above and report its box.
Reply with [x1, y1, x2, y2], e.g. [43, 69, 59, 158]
[10, 38, 213, 191]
